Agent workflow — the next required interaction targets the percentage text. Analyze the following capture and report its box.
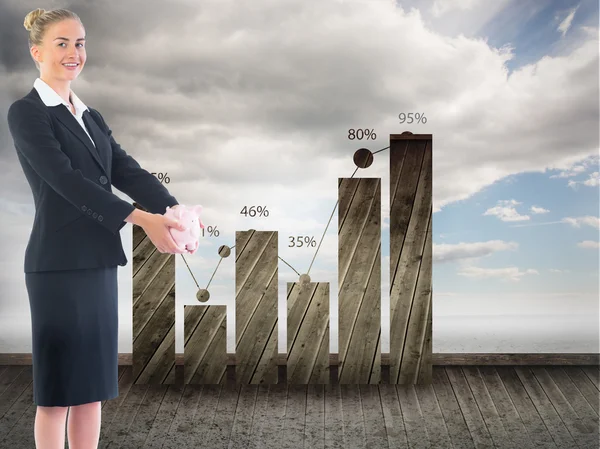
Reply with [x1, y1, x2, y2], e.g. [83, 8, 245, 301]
[398, 113, 427, 124]
[240, 206, 270, 218]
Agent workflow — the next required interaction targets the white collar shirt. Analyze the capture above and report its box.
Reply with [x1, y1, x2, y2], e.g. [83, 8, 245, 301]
[33, 77, 96, 148]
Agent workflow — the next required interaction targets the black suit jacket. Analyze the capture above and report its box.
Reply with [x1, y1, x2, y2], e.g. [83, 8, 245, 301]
[7, 87, 179, 273]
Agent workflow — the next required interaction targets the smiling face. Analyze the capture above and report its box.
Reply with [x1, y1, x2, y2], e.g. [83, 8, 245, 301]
[30, 19, 86, 82]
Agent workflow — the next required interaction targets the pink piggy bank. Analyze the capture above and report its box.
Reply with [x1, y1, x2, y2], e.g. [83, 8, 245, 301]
[164, 204, 205, 254]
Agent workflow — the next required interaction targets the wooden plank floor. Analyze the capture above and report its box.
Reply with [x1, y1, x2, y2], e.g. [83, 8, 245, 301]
[0, 365, 597, 448]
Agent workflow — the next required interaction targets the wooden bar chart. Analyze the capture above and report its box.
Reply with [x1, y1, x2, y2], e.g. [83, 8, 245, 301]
[130, 133, 433, 385]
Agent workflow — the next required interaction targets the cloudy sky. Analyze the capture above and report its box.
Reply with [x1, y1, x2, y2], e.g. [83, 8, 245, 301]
[0, 0, 598, 355]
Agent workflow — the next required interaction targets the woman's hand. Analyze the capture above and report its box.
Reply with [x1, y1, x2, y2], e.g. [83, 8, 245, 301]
[141, 213, 187, 254]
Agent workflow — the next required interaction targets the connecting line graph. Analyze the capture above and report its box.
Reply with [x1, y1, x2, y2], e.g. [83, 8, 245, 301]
[131, 132, 432, 385]
[178, 144, 391, 302]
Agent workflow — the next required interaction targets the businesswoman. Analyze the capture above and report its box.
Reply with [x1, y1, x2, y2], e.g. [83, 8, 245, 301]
[7, 8, 189, 449]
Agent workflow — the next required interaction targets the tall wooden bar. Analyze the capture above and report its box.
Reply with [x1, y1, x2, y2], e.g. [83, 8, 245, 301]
[235, 230, 279, 384]
[131, 206, 178, 384]
[338, 178, 381, 384]
[389, 133, 433, 384]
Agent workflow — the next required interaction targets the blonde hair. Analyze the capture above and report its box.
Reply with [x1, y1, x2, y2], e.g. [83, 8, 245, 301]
[23, 8, 83, 70]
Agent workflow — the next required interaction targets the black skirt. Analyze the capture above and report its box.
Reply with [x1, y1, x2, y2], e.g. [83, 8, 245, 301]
[25, 266, 120, 406]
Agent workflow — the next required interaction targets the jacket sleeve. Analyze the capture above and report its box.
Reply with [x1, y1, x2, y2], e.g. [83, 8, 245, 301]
[7, 99, 136, 235]
[90, 108, 179, 215]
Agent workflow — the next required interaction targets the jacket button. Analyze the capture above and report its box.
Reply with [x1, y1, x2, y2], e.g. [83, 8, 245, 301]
[92, 212, 98, 218]
[87, 209, 92, 215]
[99, 175, 108, 185]
[81, 205, 87, 212]
[98, 215, 104, 222]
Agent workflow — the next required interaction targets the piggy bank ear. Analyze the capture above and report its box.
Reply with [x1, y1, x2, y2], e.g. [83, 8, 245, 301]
[193, 205, 203, 215]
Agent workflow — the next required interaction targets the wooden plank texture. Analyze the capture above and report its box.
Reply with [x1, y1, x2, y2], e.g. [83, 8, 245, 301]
[1, 365, 598, 448]
[183, 304, 228, 384]
[2, 352, 597, 367]
[389, 135, 433, 384]
[235, 230, 278, 384]
[132, 225, 177, 385]
[338, 177, 381, 384]
[287, 281, 330, 383]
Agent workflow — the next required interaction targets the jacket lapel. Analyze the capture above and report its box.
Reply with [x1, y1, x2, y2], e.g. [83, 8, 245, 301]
[82, 110, 110, 171]
[53, 106, 106, 173]
[28, 87, 109, 177]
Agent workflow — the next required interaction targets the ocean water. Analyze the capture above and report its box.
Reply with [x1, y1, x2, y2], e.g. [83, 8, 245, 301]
[433, 314, 599, 353]
[1, 312, 597, 353]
